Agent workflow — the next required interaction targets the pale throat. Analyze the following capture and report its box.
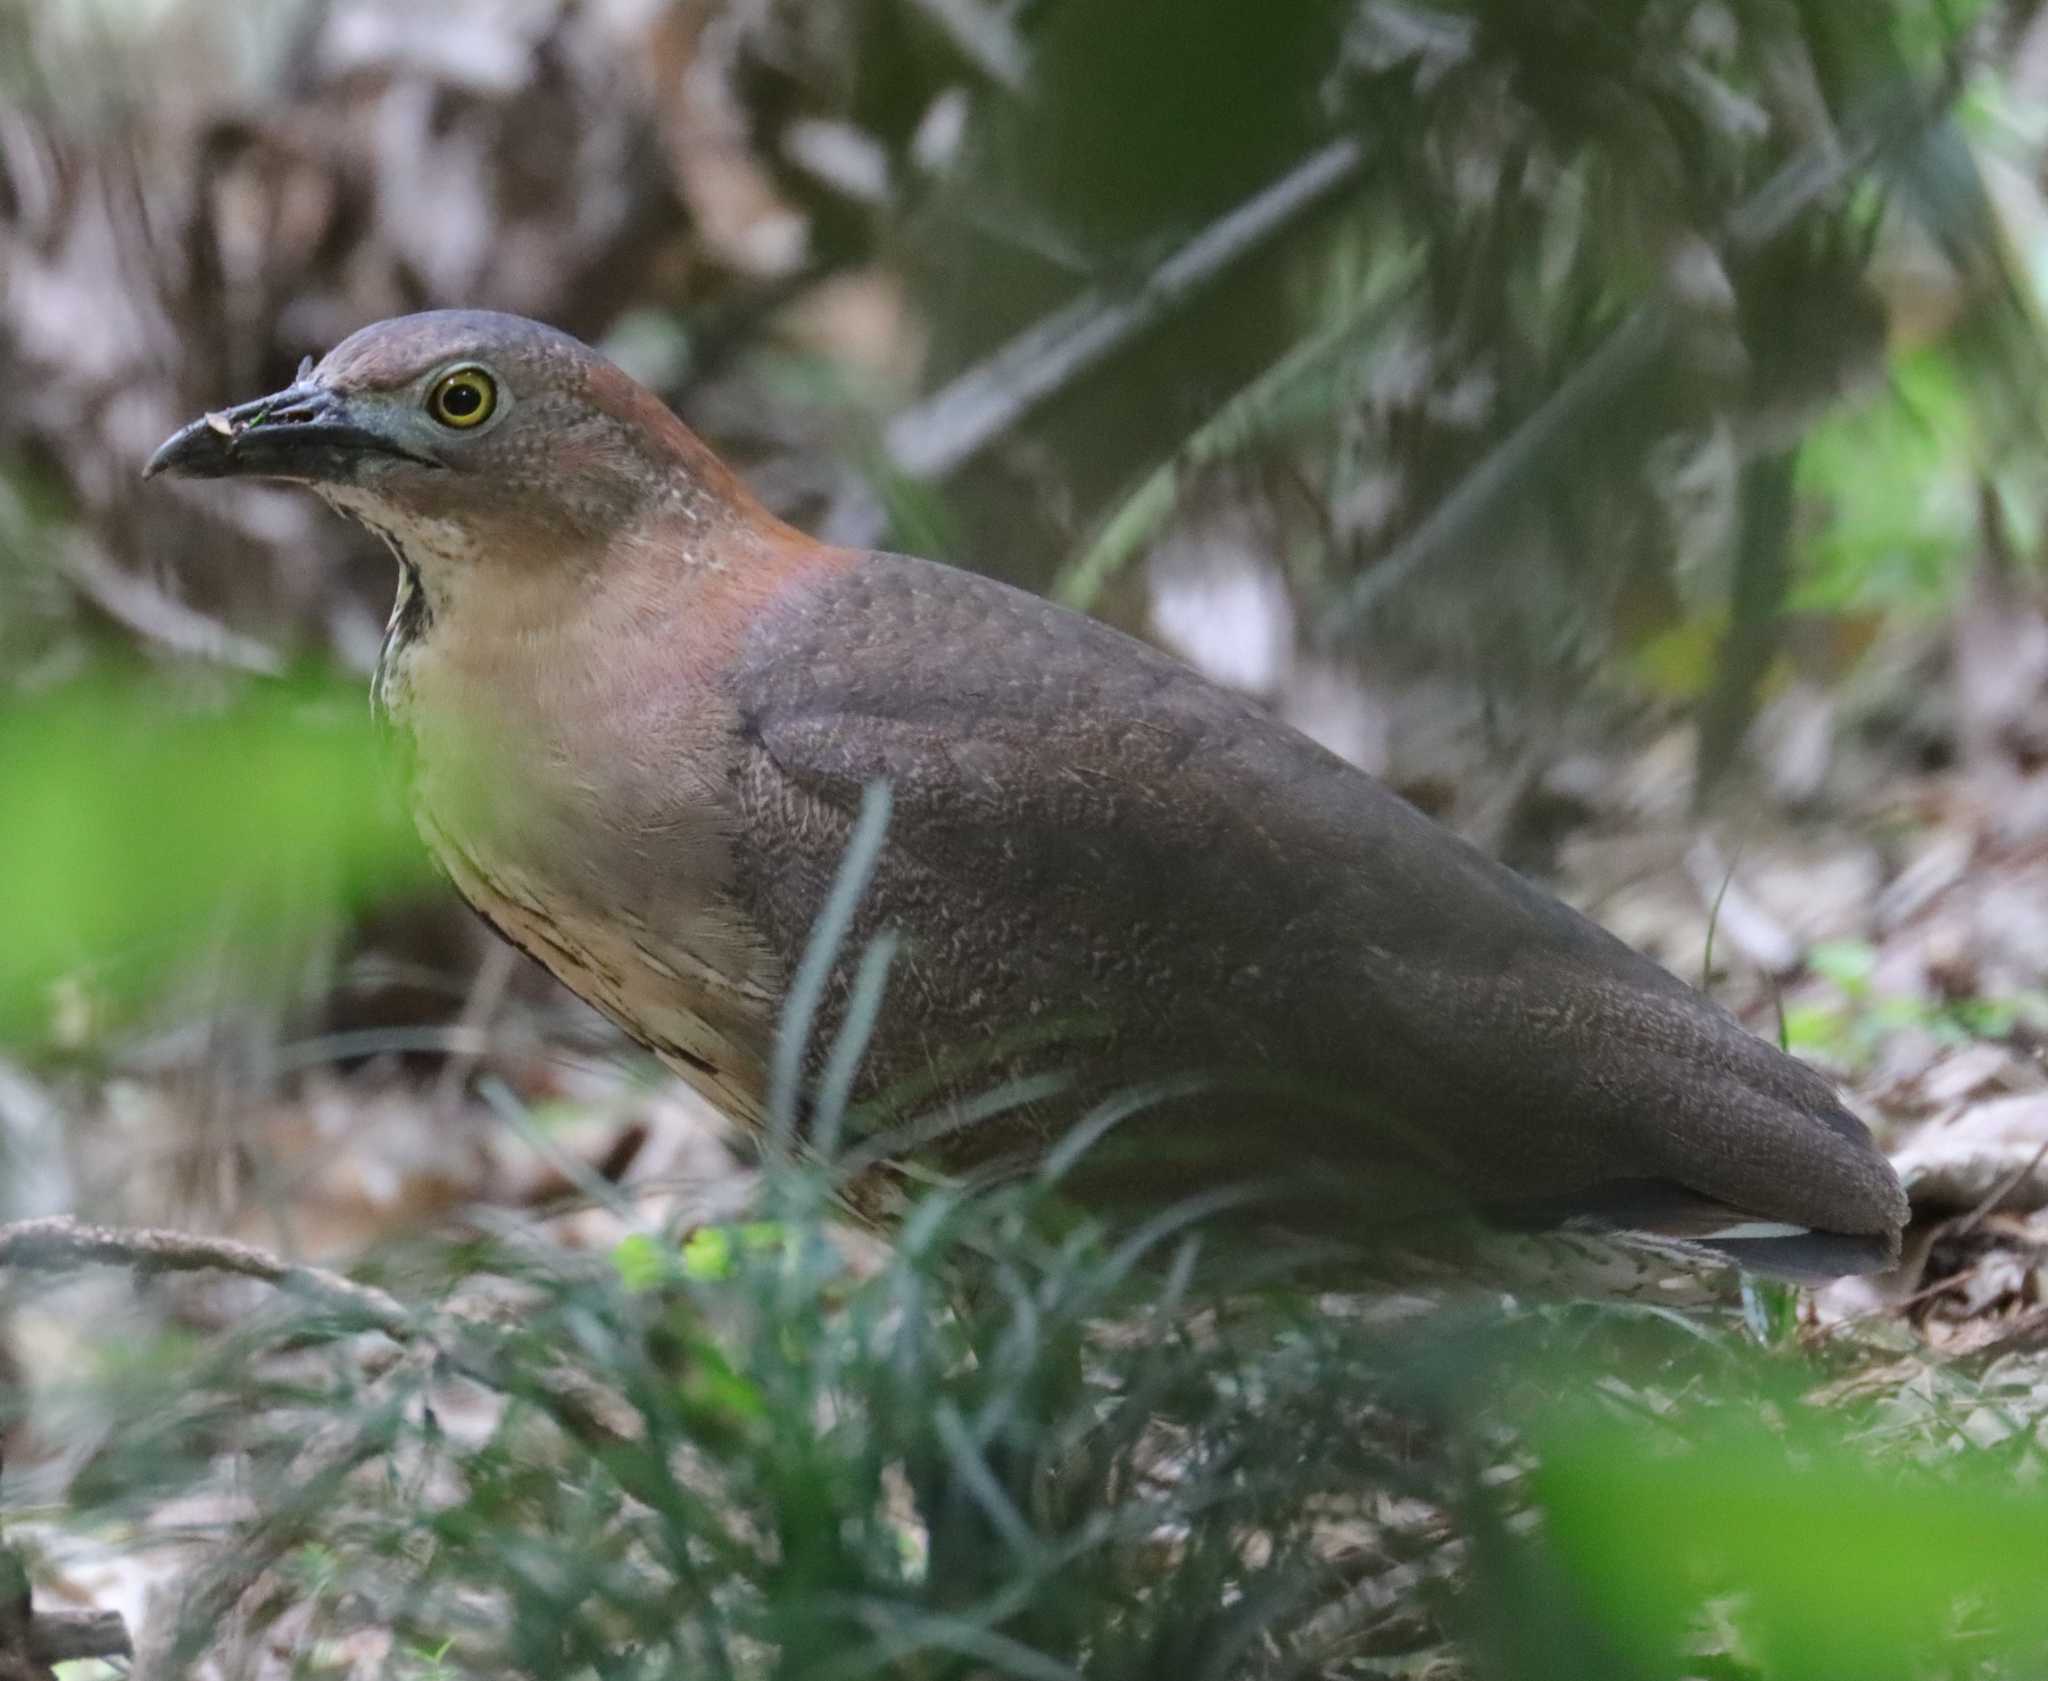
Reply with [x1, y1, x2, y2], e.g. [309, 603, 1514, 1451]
[327, 485, 632, 839]
[320, 487, 497, 724]
[320, 485, 777, 1115]
[321, 487, 490, 610]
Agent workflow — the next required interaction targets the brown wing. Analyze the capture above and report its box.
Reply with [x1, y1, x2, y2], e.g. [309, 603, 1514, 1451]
[724, 551, 1905, 1263]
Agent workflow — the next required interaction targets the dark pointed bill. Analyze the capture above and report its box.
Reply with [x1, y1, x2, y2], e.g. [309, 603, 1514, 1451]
[144, 383, 437, 482]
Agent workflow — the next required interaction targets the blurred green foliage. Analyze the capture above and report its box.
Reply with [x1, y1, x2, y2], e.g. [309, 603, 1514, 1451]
[33, 1139, 2048, 1679]
[1535, 1413, 2048, 1679]
[0, 671, 424, 1044]
[7, 5, 2048, 1674]
[983, 0, 1343, 255]
[1782, 937, 2048, 1070]
[826, 0, 2048, 770]
[1795, 351, 1999, 613]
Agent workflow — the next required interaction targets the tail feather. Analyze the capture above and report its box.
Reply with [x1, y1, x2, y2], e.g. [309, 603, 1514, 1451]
[1695, 1228, 1898, 1283]
[1496, 1175, 1904, 1281]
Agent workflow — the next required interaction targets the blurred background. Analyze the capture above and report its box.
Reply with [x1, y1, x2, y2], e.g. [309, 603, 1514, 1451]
[7, 1, 2048, 1676]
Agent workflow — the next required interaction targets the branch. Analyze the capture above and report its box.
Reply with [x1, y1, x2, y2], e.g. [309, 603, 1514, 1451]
[902, 0, 1029, 89]
[57, 540, 283, 676]
[1, 1423, 133, 1678]
[0, 1216, 412, 1340]
[883, 138, 1365, 479]
[0, 1214, 646, 1449]
[29, 1610, 131, 1666]
[0, 1218, 641, 1677]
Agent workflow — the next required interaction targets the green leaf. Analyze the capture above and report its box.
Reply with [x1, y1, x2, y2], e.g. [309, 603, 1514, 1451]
[1794, 351, 1978, 612]
[613, 1232, 675, 1294]
[0, 670, 426, 1042]
[1534, 1416, 2048, 1679]
[1806, 940, 1878, 995]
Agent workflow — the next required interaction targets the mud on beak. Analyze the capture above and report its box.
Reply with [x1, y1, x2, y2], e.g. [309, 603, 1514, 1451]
[145, 383, 436, 483]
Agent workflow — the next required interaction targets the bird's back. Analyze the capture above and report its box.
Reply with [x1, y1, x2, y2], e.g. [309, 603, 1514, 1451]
[725, 550, 1906, 1269]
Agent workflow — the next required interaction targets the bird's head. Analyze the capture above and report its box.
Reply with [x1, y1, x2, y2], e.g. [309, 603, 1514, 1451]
[146, 310, 758, 578]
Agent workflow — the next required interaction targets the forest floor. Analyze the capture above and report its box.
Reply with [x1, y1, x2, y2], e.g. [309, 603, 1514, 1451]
[6, 642, 2048, 1676]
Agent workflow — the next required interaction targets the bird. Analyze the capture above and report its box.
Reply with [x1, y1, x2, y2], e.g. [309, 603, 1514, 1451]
[146, 309, 1908, 1284]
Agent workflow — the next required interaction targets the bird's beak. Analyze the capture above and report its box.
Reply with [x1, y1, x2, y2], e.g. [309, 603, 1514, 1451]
[144, 381, 433, 483]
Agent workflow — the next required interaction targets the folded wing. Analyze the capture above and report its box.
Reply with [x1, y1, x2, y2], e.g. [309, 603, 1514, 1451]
[726, 552, 1907, 1272]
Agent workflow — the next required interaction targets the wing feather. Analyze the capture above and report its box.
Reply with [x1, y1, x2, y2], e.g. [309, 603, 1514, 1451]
[725, 553, 1905, 1251]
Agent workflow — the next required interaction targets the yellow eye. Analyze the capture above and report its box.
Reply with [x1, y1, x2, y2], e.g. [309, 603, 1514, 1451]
[427, 367, 497, 429]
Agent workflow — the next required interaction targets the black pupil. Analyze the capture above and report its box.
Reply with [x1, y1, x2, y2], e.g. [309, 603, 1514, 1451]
[441, 380, 483, 418]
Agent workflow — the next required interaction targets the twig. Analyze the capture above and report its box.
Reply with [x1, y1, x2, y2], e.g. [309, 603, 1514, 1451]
[432, 940, 520, 1115]
[27, 1610, 131, 1665]
[0, 1219, 655, 1677]
[57, 540, 282, 675]
[1955, 1302, 2048, 1369]
[1286, 1539, 1466, 1669]
[0, 1214, 650, 1447]
[1324, 304, 1673, 634]
[1, 1462, 132, 1673]
[476, 1075, 642, 1225]
[902, 0, 1029, 89]
[1887, 1260, 1987, 1318]
[0, 1215, 411, 1340]
[883, 138, 1366, 478]
[1948, 1137, 2048, 1241]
